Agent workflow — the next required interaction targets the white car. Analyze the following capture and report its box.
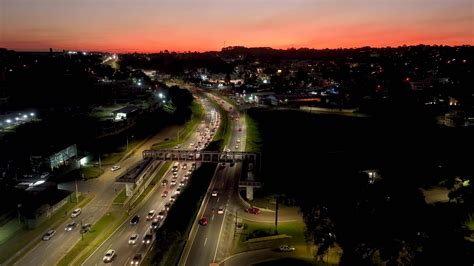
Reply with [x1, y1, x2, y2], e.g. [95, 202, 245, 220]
[71, 208, 81, 218]
[211, 190, 218, 197]
[236, 139, 241, 143]
[235, 145, 239, 149]
[279, 245, 296, 252]
[42, 230, 56, 241]
[111, 165, 120, 172]
[146, 210, 156, 220]
[103, 249, 116, 262]
[217, 206, 224, 214]
[128, 233, 139, 245]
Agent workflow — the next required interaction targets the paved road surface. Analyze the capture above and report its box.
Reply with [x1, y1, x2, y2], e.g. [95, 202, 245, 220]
[220, 248, 294, 266]
[9, 102, 200, 265]
[182, 93, 246, 266]
[82, 99, 218, 265]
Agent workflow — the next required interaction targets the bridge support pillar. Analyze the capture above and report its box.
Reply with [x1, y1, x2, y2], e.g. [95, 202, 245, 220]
[246, 186, 254, 201]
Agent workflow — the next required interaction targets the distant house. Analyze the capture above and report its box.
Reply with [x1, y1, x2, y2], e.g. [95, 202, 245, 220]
[30, 144, 78, 172]
[409, 79, 433, 91]
[361, 169, 381, 184]
[112, 106, 139, 121]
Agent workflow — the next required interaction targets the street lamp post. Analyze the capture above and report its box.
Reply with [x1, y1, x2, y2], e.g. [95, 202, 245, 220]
[75, 178, 79, 203]
[17, 204, 21, 223]
[274, 194, 279, 234]
[233, 210, 238, 240]
[98, 153, 101, 169]
[80, 220, 84, 240]
[326, 233, 334, 265]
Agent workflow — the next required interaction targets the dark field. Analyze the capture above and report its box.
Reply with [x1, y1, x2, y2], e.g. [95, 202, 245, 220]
[249, 108, 473, 195]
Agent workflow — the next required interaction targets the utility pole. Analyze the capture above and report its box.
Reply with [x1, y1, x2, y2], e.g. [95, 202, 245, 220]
[177, 129, 180, 143]
[98, 153, 101, 169]
[80, 220, 84, 240]
[233, 209, 238, 240]
[75, 178, 79, 202]
[326, 248, 329, 266]
[274, 195, 279, 234]
[17, 203, 21, 223]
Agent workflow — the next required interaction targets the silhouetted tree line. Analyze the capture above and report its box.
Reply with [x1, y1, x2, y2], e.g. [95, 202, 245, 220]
[249, 108, 473, 265]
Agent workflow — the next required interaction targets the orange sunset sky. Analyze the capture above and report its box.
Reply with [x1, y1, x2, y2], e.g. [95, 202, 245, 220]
[1, 0, 473, 52]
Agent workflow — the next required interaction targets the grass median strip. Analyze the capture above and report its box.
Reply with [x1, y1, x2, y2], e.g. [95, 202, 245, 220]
[152, 101, 204, 150]
[208, 97, 232, 148]
[0, 195, 89, 264]
[57, 210, 127, 266]
[236, 219, 307, 253]
[245, 112, 263, 152]
[81, 166, 104, 179]
[112, 188, 127, 205]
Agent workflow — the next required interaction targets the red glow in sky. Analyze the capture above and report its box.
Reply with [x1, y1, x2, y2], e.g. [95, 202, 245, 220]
[1, 0, 473, 52]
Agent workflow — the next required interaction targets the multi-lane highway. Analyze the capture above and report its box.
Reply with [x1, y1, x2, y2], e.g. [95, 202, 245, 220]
[10, 97, 215, 266]
[82, 99, 220, 265]
[13, 143, 165, 266]
[181, 93, 248, 266]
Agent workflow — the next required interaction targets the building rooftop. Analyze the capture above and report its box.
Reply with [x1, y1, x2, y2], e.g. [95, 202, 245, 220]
[112, 106, 138, 114]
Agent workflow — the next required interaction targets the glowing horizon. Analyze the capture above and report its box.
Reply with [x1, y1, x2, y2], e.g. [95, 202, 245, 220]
[1, 0, 473, 53]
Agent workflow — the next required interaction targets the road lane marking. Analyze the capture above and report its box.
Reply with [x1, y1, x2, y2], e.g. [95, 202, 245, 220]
[213, 205, 227, 262]
[124, 256, 131, 266]
[212, 214, 215, 221]
[217, 197, 220, 202]
[204, 237, 208, 246]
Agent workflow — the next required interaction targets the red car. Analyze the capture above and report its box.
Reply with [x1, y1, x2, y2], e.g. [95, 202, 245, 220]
[199, 217, 208, 226]
[245, 207, 261, 214]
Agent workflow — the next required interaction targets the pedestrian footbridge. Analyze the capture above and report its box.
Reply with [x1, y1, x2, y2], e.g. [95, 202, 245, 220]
[143, 149, 262, 200]
[142, 149, 259, 164]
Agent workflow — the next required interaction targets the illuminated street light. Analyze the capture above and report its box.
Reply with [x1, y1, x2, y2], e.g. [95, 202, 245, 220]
[23, 115, 28, 119]
[15, 117, 19, 121]
[79, 157, 87, 166]
[6, 119, 12, 123]
[158, 93, 164, 99]
[30, 113, 35, 116]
